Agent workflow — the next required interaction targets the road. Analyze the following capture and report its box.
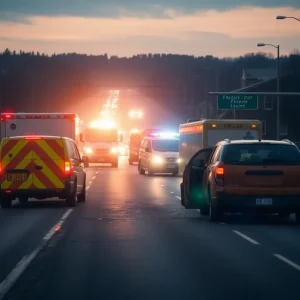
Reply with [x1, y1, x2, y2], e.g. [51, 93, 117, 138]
[0, 157, 300, 300]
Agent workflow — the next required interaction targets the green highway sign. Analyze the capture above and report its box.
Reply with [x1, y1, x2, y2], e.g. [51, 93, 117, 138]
[217, 94, 258, 110]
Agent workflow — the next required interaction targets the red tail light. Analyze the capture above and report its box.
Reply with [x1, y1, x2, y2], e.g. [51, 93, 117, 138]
[214, 167, 224, 186]
[0, 162, 2, 175]
[65, 161, 71, 175]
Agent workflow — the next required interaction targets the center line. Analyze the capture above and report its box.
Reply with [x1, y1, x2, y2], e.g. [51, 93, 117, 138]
[274, 254, 300, 272]
[233, 230, 260, 245]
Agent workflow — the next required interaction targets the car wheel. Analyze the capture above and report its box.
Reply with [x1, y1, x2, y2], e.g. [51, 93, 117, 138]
[295, 212, 300, 224]
[18, 197, 28, 205]
[138, 161, 145, 174]
[0, 196, 12, 208]
[172, 171, 179, 176]
[66, 183, 77, 207]
[199, 207, 209, 216]
[208, 191, 222, 222]
[77, 178, 86, 202]
[84, 161, 89, 168]
[148, 164, 154, 176]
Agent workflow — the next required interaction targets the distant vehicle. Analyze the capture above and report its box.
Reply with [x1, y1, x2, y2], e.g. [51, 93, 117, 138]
[128, 129, 160, 165]
[179, 119, 262, 173]
[138, 132, 180, 176]
[0, 135, 87, 208]
[0, 112, 81, 145]
[80, 124, 122, 168]
[181, 139, 300, 223]
[118, 142, 128, 156]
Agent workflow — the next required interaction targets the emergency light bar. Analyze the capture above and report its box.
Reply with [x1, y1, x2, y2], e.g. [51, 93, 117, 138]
[0, 113, 77, 120]
[149, 132, 179, 138]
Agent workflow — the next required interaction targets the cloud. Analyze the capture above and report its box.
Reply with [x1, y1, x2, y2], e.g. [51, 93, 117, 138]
[0, 6, 299, 57]
[0, 0, 300, 19]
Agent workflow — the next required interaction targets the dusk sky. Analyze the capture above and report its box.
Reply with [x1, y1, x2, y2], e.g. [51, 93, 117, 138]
[0, 1, 299, 57]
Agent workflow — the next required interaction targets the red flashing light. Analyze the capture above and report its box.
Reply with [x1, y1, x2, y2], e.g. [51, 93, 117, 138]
[24, 136, 42, 140]
[0, 162, 2, 174]
[27, 115, 32, 118]
[44, 115, 49, 118]
[5, 190, 11, 193]
[4, 114, 12, 119]
[65, 161, 72, 175]
[35, 115, 41, 118]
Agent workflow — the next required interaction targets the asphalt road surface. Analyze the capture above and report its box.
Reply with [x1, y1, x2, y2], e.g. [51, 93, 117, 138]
[0, 157, 300, 300]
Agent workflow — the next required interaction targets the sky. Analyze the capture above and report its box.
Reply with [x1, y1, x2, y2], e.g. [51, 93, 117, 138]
[0, 1, 299, 57]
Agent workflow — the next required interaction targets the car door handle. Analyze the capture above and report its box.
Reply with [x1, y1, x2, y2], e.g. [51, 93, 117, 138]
[35, 166, 43, 170]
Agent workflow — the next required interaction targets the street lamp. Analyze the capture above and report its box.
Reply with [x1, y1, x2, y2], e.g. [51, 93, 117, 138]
[276, 15, 300, 22]
[257, 42, 280, 140]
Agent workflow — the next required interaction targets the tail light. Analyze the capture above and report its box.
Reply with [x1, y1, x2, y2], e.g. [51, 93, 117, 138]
[0, 162, 2, 175]
[214, 166, 224, 186]
[65, 161, 72, 175]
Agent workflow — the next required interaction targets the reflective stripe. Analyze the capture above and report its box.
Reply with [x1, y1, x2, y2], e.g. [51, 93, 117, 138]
[1, 138, 65, 190]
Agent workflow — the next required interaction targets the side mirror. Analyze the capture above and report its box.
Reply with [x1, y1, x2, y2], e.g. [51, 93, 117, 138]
[145, 147, 150, 153]
[82, 156, 88, 163]
[80, 133, 84, 142]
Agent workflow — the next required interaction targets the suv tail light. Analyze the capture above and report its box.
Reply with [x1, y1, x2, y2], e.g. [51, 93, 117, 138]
[65, 161, 72, 175]
[214, 166, 224, 186]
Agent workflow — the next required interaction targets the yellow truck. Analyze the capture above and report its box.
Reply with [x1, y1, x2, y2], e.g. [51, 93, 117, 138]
[179, 119, 262, 173]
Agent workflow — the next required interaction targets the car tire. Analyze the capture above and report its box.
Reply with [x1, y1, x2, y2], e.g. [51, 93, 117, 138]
[0, 196, 12, 208]
[148, 164, 154, 176]
[208, 191, 222, 222]
[18, 197, 28, 205]
[295, 212, 300, 224]
[84, 161, 89, 168]
[77, 178, 86, 202]
[200, 207, 209, 216]
[138, 161, 145, 175]
[66, 183, 77, 207]
[172, 171, 179, 176]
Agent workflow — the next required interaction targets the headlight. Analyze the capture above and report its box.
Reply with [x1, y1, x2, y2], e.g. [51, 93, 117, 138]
[177, 158, 181, 163]
[84, 147, 92, 154]
[110, 147, 118, 153]
[152, 156, 164, 164]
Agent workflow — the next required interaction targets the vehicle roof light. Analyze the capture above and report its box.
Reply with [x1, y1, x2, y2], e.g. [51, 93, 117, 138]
[252, 124, 257, 128]
[27, 115, 32, 118]
[4, 114, 12, 119]
[212, 124, 217, 128]
[24, 136, 42, 140]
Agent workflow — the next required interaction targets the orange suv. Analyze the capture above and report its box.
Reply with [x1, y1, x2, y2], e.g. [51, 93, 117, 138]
[181, 139, 300, 223]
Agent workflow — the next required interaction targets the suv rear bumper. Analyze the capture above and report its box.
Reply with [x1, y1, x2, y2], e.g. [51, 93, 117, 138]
[87, 153, 118, 163]
[215, 191, 300, 213]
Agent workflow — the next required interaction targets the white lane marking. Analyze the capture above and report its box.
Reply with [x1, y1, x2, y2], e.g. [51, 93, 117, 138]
[86, 186, 90, 190]
[175, 196, 181, 201]
[89, 181, 93, 185]
[92, 176, 96, 180]
[0, 245, 43, 299]
[274, 254, 300, 272]
[0, 209, 74, 299]
[96, 171, 99, 174]
[170, 192, 174, 194]
[161, 184, 164, 187]
[233, 230, 260, 245]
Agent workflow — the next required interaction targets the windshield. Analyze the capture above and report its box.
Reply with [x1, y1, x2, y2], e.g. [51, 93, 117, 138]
[152, 139, 179, 152]
[85, 128, 118, 143]
[222, 143, 300, 165]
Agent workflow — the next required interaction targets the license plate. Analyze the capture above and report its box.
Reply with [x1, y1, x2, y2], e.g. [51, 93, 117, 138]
[167, 164, 176, 169]
[7, 173, 28, 181]
[256, 198, 272, 205]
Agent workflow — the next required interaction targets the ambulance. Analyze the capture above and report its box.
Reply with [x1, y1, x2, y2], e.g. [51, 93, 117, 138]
[0, 113, 81, 145]
[179, 119, 262, 173]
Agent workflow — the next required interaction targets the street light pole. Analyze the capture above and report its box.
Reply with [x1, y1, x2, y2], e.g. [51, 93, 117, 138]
[257, 42, 280, 140]
[276, 45, 280, 140]
[276, 15, 300, 22]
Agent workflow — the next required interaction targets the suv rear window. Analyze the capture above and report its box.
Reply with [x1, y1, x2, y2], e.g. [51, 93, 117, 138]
[222, 143, 300, 165]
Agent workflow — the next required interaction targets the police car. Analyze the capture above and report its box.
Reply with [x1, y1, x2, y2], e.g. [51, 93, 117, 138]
[138, 132, 180, 176]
